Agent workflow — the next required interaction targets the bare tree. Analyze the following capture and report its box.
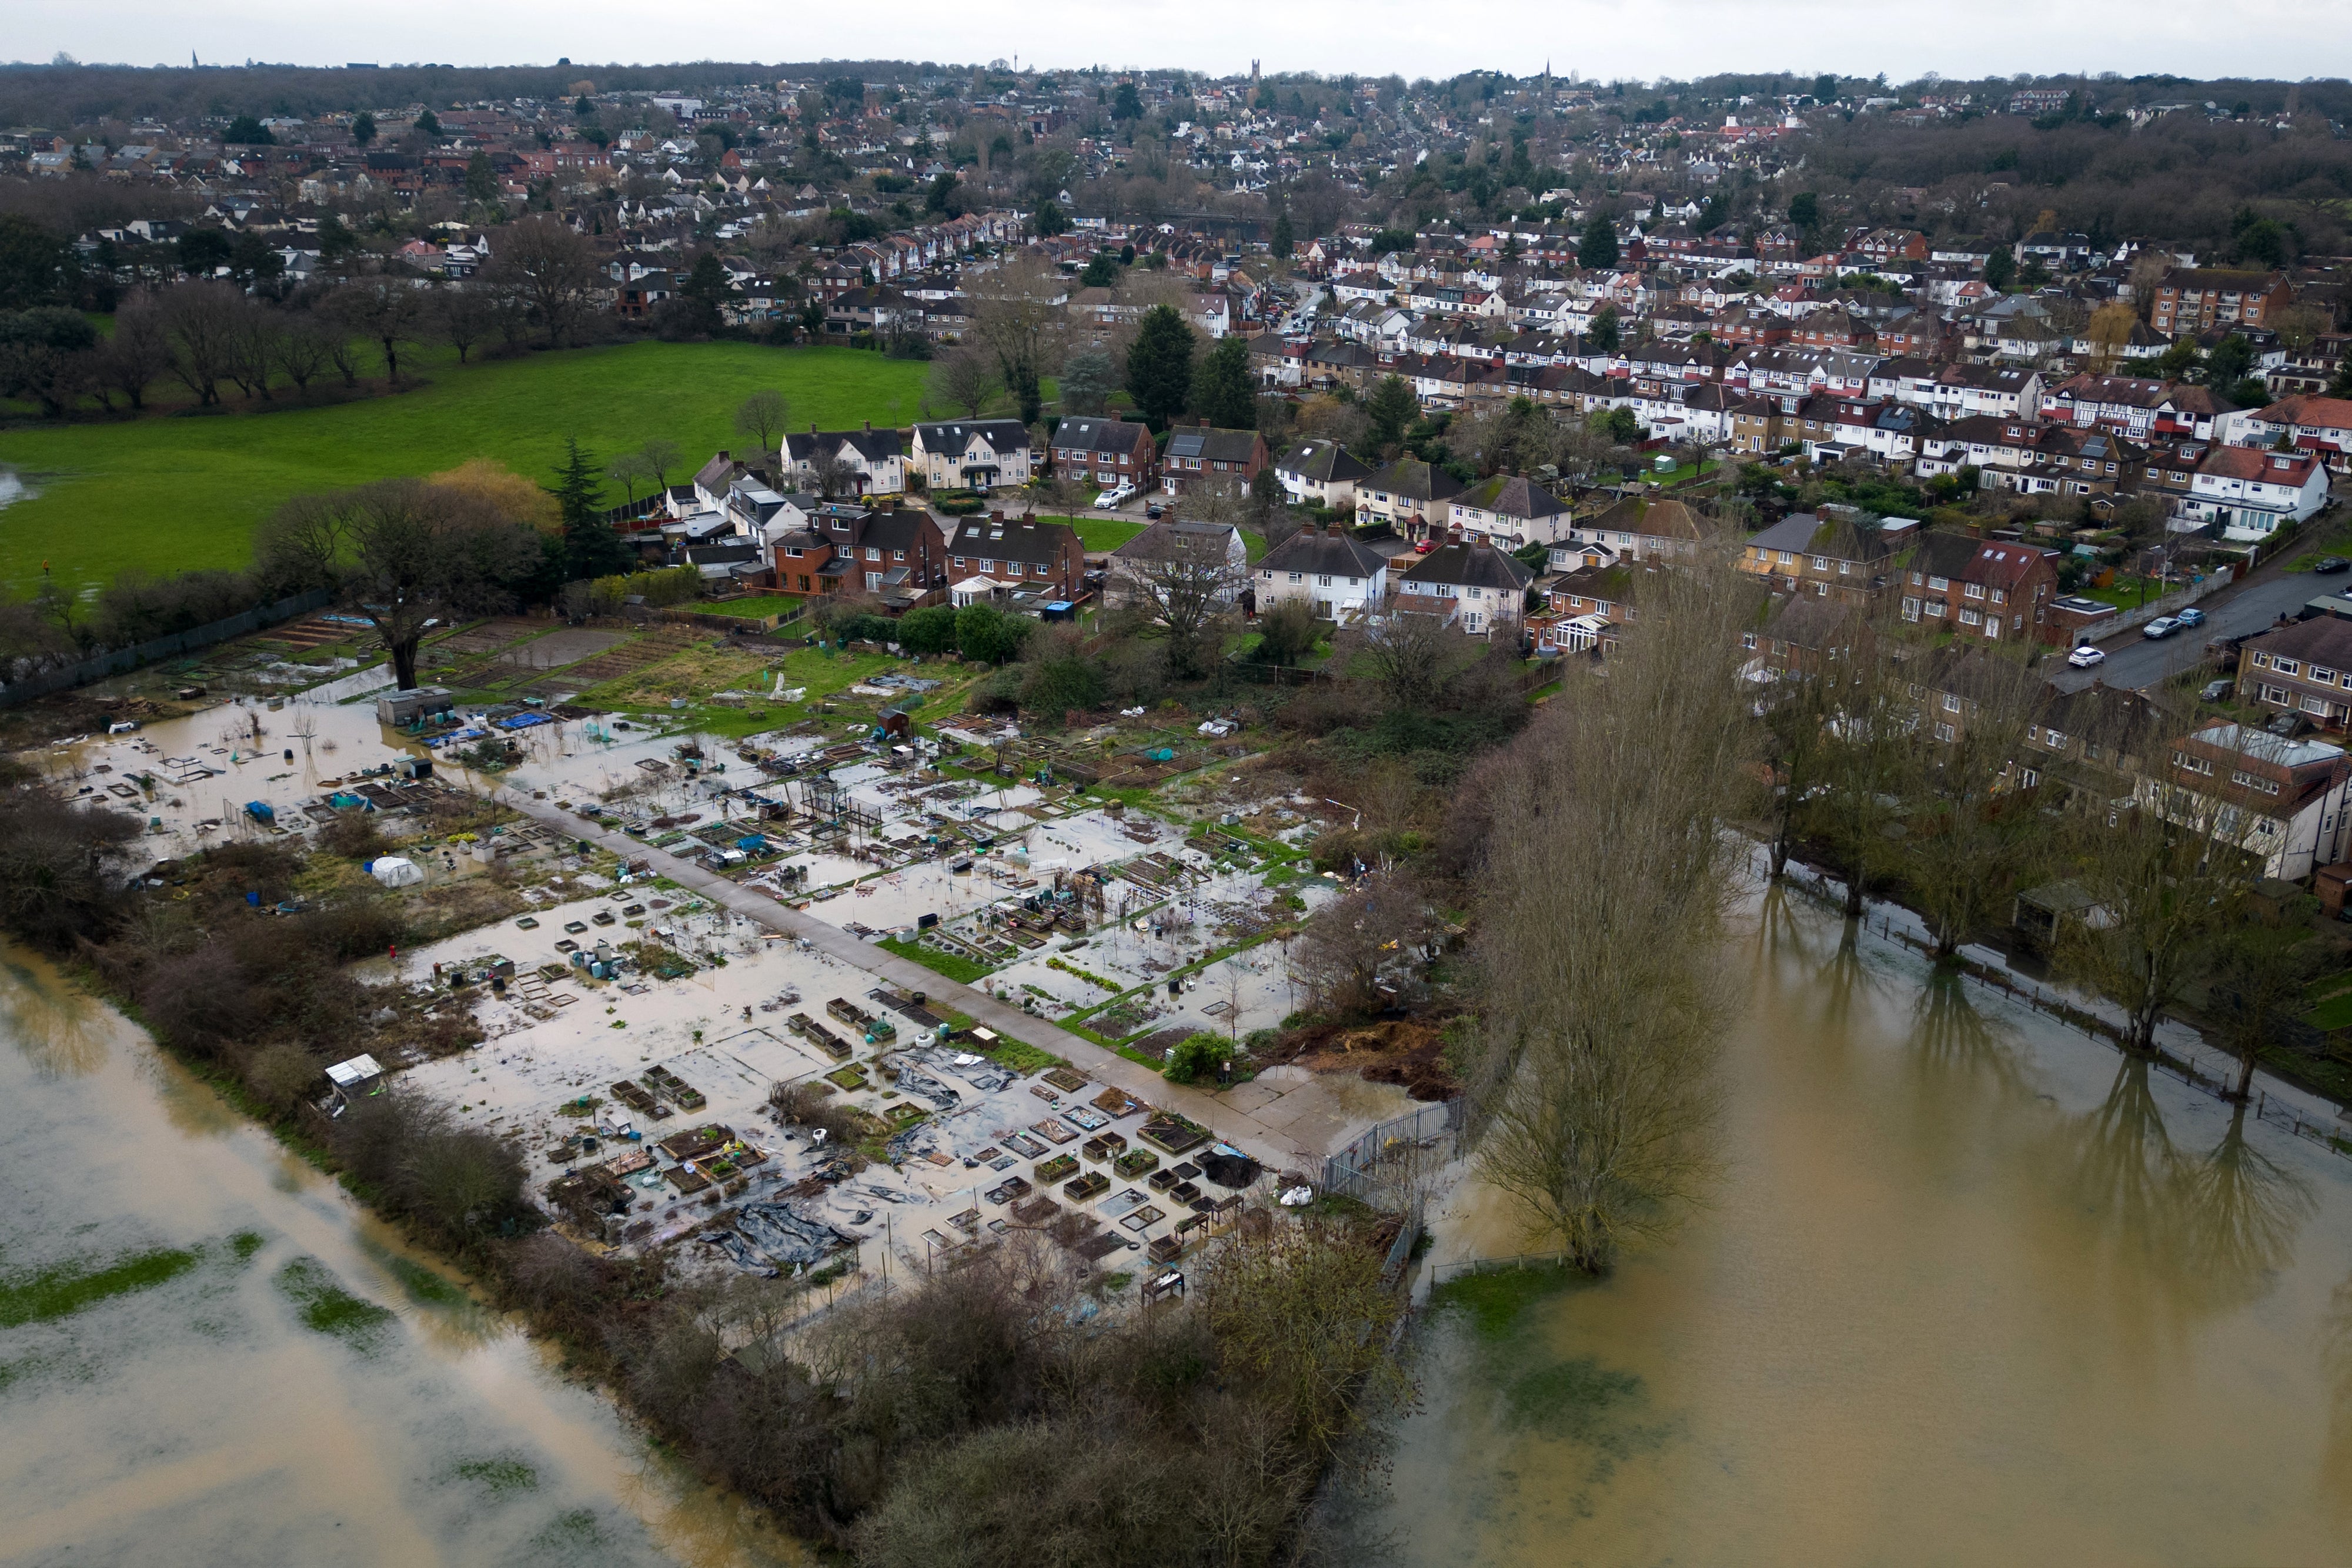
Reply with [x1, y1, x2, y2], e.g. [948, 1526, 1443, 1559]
[158, 280, 244, 406]
[254, 479, 543, 691]
[928, 343, 1004, 418]
[225, 299, 282, 400]
[807, 449, 858, 499]
[1110, 511, 1246, 681]
[2203, 911, 2314, 1101]
[967, 255, 1068, 424]
[98, 290, 171, 409]
[605, 452, 652, 506]
[1291, 871, 1441, 1010]
[2055, 717, 2265, 1055]
[433, 283, 499, 364]
[638, 437, 682, 492]
[734, 389, 789, 463]
[1896, 644, 2051, 957]
[483, 215, 602, 346]
[1350, 608, 1455, 711]
[275, 317, 332, 393]
[326, 279, 427, 381]
[1465, 556, 1756, 1271]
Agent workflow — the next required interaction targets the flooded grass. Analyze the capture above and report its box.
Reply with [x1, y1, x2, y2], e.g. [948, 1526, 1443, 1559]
[1426, 1259, 1589, 1341]
[380, 1251, 469, 1308]
[452, 1455, 541, 1494]
[0, 1243, 201, 1326]
[230, 1229, 266, 1261]
[274, 1256, 396, 1349]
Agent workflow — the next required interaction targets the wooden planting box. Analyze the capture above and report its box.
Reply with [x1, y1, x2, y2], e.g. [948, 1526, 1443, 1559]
[1034, 1154, 1079, 1184]
[1113, 1149, 1160, 1179]
[1063, 1171, 1111, 1203]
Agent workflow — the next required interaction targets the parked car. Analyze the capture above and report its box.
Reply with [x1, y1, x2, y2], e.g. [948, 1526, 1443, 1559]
[1412, 538, 1437, 553]
[2319, 556, 2351, 574]
[2143, 617, 2183, 639]
[2175, 606, 2206, 628]
[1094, 486, 1135, 509]
[2201, 678, 2234, 701]
[2067, 644, 2107, 668]
[1144, 503, 1164, 520]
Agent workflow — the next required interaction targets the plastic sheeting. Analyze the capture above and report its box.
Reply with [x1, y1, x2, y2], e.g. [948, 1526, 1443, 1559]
[368, 856, 424, 887]
[734, 1202, 855, 1267]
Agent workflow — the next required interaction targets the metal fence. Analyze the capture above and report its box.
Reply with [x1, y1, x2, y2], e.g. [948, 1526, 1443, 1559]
[1321, 1098, 1462, 1205]
[0, 589, 331, 708]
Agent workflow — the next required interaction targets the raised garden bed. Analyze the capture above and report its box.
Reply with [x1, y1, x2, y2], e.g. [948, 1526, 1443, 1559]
[1137, 1115, 1208, 1155]
[1114, 1148, 1161, 1179]
[985, 1175, 1034, 1204]
[1043, 1067, 1090, 1094]
[1034, 1154, 1079, 1184]
[1082, 1131, 1128, 1162]
[1010, 1194, 1062, 1225]
[824, 1065, 868, 1091]
[1063, 1171, 1111, 1202]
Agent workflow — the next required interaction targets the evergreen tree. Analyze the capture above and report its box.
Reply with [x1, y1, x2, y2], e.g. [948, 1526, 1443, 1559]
[1588, 305, 1621, 353]
[1079, 250, 1121, 287]
[680, 252, 730, 335]
[549, 438, 628, 580]
[1578, 214, 1618, 270]
[1125, 304, 1196, 429]
[1365, 375, 1419, 455]
[1197, 334, 1257, 430]
[351, 112, 376, 145]
[2330, 353, 2352, 399]
[464, 151, 497, 205]
[1984, 246, 2016, 292]
[416, 108, 442, 136]
[1271, 210, 1294, 259]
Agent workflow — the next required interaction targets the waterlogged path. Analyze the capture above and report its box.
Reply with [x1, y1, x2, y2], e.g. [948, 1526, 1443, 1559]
[1373, 887, 2352, 1566]
[0, 948, 796, 1568]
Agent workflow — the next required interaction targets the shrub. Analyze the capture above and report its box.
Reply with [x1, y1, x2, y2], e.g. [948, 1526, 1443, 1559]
[1162, 1031, 1233, 1084]
[767, 1079, 867, 1146]
[956, 604, 1030, 665]
[318, 810, 390, 862]
[898, 604, 960, 655]
[1020, 651, 1106, 720]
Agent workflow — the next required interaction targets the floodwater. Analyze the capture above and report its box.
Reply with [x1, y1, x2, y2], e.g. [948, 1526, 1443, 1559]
[0, 948, 797, 1568]
[1377, 885, 2352, 1566]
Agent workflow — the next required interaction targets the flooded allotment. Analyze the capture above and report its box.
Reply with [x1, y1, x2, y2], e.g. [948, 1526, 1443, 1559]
[3, 607, 1428, 1559]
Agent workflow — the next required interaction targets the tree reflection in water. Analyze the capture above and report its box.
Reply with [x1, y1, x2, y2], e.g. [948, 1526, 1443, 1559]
[2062, 1057, 2314, 1325]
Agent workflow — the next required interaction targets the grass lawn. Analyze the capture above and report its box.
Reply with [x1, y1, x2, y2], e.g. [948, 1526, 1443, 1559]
[693, 594, 804, 619]
[878, 937, 994, 985]
[1050, 512, 1269, 559]
[2076, 576, 2170, 611]
[0, 341, 926, 596]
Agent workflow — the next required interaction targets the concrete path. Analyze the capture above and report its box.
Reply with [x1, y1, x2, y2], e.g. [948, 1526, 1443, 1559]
[477, 783, 1341, 1173]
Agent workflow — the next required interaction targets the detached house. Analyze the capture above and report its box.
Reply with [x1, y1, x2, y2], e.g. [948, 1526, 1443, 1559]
[910, 419, 1037, 492]
[1391, 532, 1536, 637]
[1254, 524, 1389, 622]
[1051, 416, 1158, 492]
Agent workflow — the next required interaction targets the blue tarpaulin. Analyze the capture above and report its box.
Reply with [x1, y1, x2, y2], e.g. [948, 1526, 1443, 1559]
[495, 711, 553, 731]
[243, 801, 274, 825]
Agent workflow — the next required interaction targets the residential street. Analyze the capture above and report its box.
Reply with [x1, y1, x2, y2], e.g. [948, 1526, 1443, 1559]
[2048, 506, 2348, 693]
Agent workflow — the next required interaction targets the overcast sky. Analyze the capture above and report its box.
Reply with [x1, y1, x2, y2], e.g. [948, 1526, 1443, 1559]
[12, 0, 2350, 84]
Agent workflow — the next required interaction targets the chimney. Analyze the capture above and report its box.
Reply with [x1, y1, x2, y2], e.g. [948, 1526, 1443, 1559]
[864, 419, 873, 433]
[990, 510, 1003, 524]
[716, 449, 729, 463]
[808, 422, 817, 434]
[1200, 416, 1211, 427]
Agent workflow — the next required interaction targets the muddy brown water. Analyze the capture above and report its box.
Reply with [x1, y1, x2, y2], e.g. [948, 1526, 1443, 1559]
[1374, 888, 2352, 1566]
[0, 947, 797, 1568]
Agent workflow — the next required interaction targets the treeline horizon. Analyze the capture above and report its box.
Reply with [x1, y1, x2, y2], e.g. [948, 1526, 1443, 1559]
[3, 58, 2350, 126]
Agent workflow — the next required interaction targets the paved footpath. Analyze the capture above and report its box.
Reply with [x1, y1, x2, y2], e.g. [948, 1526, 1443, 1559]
[479, 783, 1331, 1174]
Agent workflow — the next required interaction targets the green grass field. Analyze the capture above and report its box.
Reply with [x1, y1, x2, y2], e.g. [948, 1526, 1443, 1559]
[0, 342, 927, 596]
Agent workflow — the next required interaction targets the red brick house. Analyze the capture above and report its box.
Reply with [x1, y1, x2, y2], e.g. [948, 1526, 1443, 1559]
[1051, 416, 1159, 492]
[1899, 532, 2062, 644]
[944, 513, 1088, 601]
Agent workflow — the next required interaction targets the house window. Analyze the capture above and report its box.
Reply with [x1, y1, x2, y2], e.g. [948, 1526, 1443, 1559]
[1942, 693, 1961, 712]
[1934, 722, 1956, 743]
[2232, 769, 2283, 794]
[2260, 684, 2291, 705]
[2174, 751, 2214, 775]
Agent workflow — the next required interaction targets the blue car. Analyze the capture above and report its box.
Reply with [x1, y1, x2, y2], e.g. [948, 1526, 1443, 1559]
[2175, 606, 2206, 628]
